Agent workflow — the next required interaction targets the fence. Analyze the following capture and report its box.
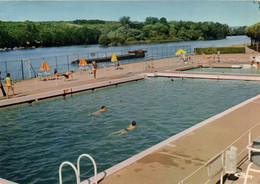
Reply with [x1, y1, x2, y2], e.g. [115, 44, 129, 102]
[0, 45, 192, 81]
[7, 56, 184, 95]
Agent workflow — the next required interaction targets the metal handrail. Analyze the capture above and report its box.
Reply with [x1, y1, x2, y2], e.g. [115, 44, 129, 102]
[59, 161, 80, 184]
[77, 154, 97, 184]
[59, 154, 97, 184]
[177, 121, 260, 184]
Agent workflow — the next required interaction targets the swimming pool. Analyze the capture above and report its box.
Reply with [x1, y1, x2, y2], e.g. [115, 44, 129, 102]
[186, 66, 260, 75]
[1, 77, 260, 184]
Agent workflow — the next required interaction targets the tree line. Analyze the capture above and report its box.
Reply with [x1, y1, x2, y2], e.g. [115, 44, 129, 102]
[0, 17, 247, 48]
[99, 16, 231, 46]
[245, 22, 260, 42]
[0, 21, 101, 48]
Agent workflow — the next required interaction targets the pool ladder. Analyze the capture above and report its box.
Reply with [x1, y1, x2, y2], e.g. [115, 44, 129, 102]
[59, 154, 97, 184]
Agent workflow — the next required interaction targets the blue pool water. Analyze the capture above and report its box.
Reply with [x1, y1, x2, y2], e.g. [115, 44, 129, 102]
[186, 67, 260, 75]
[1, 78, 260, 184]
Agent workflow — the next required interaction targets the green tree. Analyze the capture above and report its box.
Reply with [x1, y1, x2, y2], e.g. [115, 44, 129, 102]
[159, 17, 168, 27]
[145, 17, 159, 25]
[119, 16, 132, 28]
[142, 25, 153, 38]
[98, 34, 111, 46]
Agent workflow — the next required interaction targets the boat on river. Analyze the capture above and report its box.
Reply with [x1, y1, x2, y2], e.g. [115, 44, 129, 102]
[71, 49, 147, 64]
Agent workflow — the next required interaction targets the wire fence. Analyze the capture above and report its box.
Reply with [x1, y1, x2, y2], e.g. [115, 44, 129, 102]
[0, 45, 192, 81]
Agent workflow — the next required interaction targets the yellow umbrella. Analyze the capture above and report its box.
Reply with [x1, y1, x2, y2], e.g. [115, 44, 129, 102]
[40, 60, 50, 71]
[175, 49, 187, 55]
[111, 52, 118, 62]
[79, 57, 87, 66]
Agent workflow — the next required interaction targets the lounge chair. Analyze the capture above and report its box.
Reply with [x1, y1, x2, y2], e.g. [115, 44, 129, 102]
[244, 139, 260, 184]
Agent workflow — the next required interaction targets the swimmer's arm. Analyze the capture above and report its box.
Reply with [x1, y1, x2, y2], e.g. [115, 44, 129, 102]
[93, 109, 105, 114]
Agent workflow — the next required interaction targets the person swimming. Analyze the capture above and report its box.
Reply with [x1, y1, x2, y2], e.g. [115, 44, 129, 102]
[93, 105, 106, 114]
[110, 121, 137, 136]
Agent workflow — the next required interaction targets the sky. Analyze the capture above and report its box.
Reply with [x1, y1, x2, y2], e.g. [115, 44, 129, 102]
[0, 0, 259, 26]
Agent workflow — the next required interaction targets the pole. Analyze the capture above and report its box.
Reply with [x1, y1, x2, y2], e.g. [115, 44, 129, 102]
[5, 61, 7, 75]
[21, 60, 24, 80]
[67, 55, 70, 71]
[55, 56, 58, 71]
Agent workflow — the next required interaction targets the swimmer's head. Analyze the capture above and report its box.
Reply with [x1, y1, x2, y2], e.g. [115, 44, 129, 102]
[132, 121, 136, 126]
[101, 105, 106, 109]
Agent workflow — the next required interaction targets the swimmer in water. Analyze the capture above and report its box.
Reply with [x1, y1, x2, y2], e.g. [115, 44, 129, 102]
[110, 121, 137, 136]
[93, 105, 106, 114]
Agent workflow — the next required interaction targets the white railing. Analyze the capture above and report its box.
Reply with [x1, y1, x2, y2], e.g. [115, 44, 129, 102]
[177, 121, 260, 184]
[59, 154, 97, 184]
[59, 161, 80, 184]
[77, 154, 97, 184]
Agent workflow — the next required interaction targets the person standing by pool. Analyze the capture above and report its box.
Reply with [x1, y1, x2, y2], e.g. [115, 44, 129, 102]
[92, 61, 97, 79]
[110, 121, 137, 136]
[53, 69, 58, 78]
[6, 73, 15, 99]
[0, 71, 6, 98]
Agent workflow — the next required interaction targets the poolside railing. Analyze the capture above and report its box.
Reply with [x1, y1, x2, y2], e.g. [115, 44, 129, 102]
[59, 154, 97, 184]
[177, 121, 260, 184]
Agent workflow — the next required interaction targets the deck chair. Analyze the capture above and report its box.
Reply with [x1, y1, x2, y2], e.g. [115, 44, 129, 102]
[244, 139, 260, 184]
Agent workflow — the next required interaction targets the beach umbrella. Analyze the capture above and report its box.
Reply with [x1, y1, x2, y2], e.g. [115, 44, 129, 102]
[175, 49, 187, 55]
[111, 52, 118, 62]
[79, 57, 87, 66]
[40, 60, 50, 71]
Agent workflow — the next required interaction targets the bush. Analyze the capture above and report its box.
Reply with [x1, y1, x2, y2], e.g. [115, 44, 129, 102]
[98, 34, 111, 46]
[194, 47, 245, 54]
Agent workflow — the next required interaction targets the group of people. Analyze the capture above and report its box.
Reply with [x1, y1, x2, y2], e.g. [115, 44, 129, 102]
[0, 71, 15, 99]
[56, 60, 97, 81]
[0, 60, 106, 99]
[93, 105, 137, 135]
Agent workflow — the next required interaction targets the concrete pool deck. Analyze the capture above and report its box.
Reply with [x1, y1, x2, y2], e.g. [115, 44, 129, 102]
[1, 53, 260, 184]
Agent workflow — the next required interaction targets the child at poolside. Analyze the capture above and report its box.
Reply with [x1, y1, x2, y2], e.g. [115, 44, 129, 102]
[53, 69, 58, 78]
[6, 73, 15, 99]
[110, 121, 137, 136]
[92, 61, 97, 79]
